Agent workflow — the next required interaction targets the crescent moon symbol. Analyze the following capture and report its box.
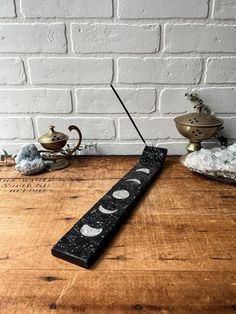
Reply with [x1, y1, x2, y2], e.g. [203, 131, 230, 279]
[99, 205, 118, 214]
[135, 168, 150, 174]
[80, 224, 103, 237]
[126, 178, 141, 184]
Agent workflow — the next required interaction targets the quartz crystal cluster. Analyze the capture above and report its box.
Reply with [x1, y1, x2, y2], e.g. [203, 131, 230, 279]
[185, 143, 236, 182]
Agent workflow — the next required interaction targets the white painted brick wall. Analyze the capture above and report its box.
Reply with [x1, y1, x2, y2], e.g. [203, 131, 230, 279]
[0, 89, 72, 113]
[0, 0, 15, 18]
[0, 23, 66, 53]
[0, 117, 34, 139]
[118, 0, 209, 19]
[206, 57, 236, 83]
[71, 24, 160, 53]
[164, 24, 236, 53]
[160, 88, 236, 114]
[119, 118, 182, 140]
[76, 88, 156, 113]
[20, 0, 113, 18]
[36, 117, 115, 140]
[0, 0, 235, 155]
[0, 58, 25, 84]
[213, 0, 236, 19]
[28, 58, 113, 84]
[223, 118, 236, 139]
[118, 58, 203, 84]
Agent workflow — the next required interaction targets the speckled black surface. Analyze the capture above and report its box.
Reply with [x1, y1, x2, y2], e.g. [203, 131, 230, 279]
[52, 146, 167, 268]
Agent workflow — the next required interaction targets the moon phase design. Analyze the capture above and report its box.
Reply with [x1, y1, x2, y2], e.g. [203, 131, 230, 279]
[112, 190, 130, 199]
[80, 224, 103, 237]
[135, 168, 150, 174]
[99, 205, 118, 214]
[126, 178, 141, 185]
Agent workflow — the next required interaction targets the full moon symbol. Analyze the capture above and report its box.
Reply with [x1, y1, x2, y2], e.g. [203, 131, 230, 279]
[80, 224, 103, 237]
[112, 190, 130, 199]
[135, 168, 150, 174]
[126, 178, 141, 185]
[99, 205, 118, 214]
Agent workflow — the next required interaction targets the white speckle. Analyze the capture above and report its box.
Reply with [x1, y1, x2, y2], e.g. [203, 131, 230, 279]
[112, 190, 130, 199]
[135, 168, 150, 174]
[80, 224, 103, 237]
[99, 205, 118, 214]
[126, 178, 141, 184]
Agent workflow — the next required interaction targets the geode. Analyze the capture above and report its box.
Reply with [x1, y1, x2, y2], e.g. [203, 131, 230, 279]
[15, 144, 45, 175]
[185, 143, 236, 183]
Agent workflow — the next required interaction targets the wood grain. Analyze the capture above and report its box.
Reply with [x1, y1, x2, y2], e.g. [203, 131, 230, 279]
[0, 156, 235, 313]
[0, 270, 236, 314]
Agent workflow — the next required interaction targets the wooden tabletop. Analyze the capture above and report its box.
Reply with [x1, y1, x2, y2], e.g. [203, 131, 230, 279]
[0, 156, 235, 314]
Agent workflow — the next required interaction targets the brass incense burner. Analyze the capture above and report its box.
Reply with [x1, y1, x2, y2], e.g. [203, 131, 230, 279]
[174, 98, 223, 166]
[38, 125, 82, 170]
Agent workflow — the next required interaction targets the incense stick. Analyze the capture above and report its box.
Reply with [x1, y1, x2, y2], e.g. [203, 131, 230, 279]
[110, 84, 147, 146]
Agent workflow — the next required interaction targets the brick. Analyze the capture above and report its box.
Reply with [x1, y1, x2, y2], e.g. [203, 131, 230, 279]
[157, 142, 188, 155]
[223, 118, 236, 139]
[118, 117, 182, 140]
[71, 23, 160, 53]
[0, 117, 34, 139]
[118, 58, 203, 84]
[0, 58, 26, 85]
[0, 143, 31, 155]
[75, 142, 147, 155]
[0, 23, 66, 53]
[213, 0, 236, 19]
[78, 142, 189, 155]
[0, 0, 15, 17]
[36, 117, 115, 140]
[0, 89, 72, 113]
[160, 88, 236, 114]
[28, 58, 113, 85]
[118, 0, 208, 19]
[76, 88, 156, 113]
[206, 57, 236, 83]
[165, 24, 236, 53]
[0, 141, 189, 156]
[21, 0, 112, 18]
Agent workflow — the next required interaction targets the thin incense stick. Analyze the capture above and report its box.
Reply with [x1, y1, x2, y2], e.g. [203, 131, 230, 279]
[110, 84, 147, 146]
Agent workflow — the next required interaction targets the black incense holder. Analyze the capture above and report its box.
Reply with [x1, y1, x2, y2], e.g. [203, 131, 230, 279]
[52, 85, 167, 268]
[52, 146, 167, 268]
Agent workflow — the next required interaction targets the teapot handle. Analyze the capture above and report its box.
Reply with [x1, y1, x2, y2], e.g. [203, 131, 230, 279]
[67, 125, 82, 156]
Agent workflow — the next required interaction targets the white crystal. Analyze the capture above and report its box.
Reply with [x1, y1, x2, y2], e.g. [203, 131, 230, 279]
[185, 143, 236, 180]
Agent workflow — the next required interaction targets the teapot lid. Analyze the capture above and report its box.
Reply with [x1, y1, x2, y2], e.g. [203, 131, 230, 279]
[174, 104, 223, 127]
[38, 125, 69, 144]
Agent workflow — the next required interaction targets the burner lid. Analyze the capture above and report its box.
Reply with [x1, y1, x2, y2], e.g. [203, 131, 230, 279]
[38, 125, 68, 145]
[174, 104, 223, 127]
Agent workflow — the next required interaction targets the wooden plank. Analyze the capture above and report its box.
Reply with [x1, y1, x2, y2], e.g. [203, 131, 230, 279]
[0, 157, 235, 217]
[0, 213, 235, 271]
[0, 156, 235, 190]
[1, 187, 235, 214]
[0, 270, 235, 314]
[0, 156, 235, 314]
